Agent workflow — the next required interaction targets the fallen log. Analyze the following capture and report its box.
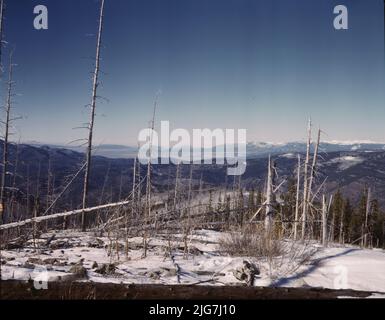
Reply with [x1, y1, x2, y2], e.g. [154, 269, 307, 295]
[0, 200, 132, 232]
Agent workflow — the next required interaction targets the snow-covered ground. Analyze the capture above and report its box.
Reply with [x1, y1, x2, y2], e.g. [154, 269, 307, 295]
[1, 229, 385, 296]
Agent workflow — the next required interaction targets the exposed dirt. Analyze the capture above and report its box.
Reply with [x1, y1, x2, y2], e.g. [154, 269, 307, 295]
[0, 280, 377, 300]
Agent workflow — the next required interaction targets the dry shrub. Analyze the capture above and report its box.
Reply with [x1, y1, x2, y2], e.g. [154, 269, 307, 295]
[219, 224, 318, 280]
[219, 225, 283, 258]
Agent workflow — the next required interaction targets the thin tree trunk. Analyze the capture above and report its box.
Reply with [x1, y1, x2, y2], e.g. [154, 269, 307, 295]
[131, 157, 136, 221]
[10, 142, 20, 222]
[33, 161, 41, 242]
[322, 194, 328, 247]
[363, 188, 371, 248]
[143, 95, 158, 258]
[183, 165, 193, 258]
[301, 119, 312, 240]
[46, 153, 52, 211]
[118, 170, 123, 201]
[339, 204, 344, 244]
[81, 0, 105, 231]
[264, 156, 274, 234]
[187, 165, 193, 211]
[0, 52, 14, 225]
[26, 164, 30, 217]
[294, 154, 301, 240]
[198, 173, 203, 209]
[308, 128, 320, 205]
[173, 163, 180, 214]
[137, 158, 141, 216]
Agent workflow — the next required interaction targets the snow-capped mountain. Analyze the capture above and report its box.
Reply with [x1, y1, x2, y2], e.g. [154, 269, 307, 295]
[246, 141, 385, 158]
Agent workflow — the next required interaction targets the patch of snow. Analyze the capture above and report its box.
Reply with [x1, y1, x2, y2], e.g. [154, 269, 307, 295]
[280, 153, 296, 159]
[328, 156, 365, 170]
[276, 247, 385, 293]
[325, 140, 380, 145]
[2, 230, 385, 294]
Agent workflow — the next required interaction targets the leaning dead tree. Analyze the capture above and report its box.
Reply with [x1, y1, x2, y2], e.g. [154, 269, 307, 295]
[0, 200, 132, 233]
[0, 51, 15, 225]
[82, 0, 105, 231]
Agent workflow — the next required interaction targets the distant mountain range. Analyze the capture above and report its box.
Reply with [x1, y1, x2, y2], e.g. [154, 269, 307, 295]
[0, 139, 384, 216]
[29, 141, 385, 159]
[246, 141, 385, 158]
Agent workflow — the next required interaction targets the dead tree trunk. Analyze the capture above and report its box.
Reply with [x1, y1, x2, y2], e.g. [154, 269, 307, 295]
[81, 0, 105, 231]
[308, 128, 320, 205]
[33, 161, 41, 244]
[363, 188, 371, 248]
[46, 153, 52, 212]
[26, 164, 30, 216]
[198, 173, 203, 209]
[187, 165, 193, 211]
[10, 141, 20, 222]
[137, 157, 141, 215]
[130, 156, 137, 221]
[173, 163, 180, 214]
[0, 52, 15, 225]
[301, 119, 312, 240]
[307, 127, 320, 239]
[143, 95, 158, 258]
[339, 203, 344, 244]
[294, 154, 301, 240]
[183, 165, 193, 258]
[322, 194, 328, 247]
[264, 156, 274, 235]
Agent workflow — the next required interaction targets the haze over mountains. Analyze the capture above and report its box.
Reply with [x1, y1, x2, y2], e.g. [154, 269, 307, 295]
[2, 139, 385, 214]
[30, 141, 385, 159]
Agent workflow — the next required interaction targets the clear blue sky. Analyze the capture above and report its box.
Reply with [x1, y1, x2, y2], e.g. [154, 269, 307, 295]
[3, 0, 385, 145]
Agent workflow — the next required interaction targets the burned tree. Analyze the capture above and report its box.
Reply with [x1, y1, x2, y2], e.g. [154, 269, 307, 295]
[81, 0, 105, 231]
[301, 118, 312, 240]
[264, 156, 275, 235]
[0, 51, 16, 225]
[143, 93, 159, 258]
[294, 154, 301, 240]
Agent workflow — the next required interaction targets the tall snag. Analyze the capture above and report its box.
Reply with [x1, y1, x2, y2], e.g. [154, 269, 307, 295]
[301, 119, 312, 240]
[363, 188, 371, 247]
[294, 154, 301, 240]
[322, 194, 328, 247]
[143, 94, 158, 258]
[0, 52, 15, 225]
[82, 0, 105, 231]
[264, 156, 275, 235]
[307, 127, 321, 204]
